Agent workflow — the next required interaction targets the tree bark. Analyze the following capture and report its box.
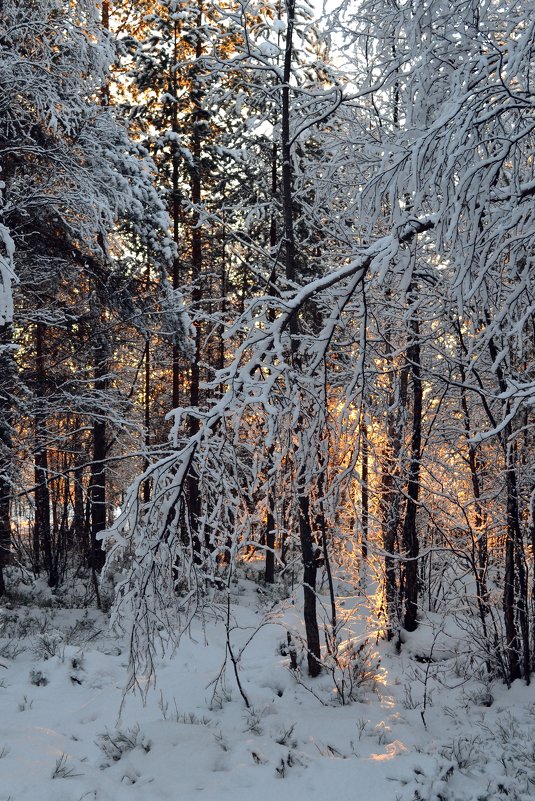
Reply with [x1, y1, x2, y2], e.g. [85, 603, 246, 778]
[88, 332, 107, 572]
[298, 495, 321, 677]
[0, 322, 13, 596]
[265, 501, 276, 584]
[281, 0, 321, 675]
[361, 415, 369, 562]
[456, 324, 490, 640]
[171, 13, 181, 412]
[485, 325, 526, 682]
[34, 322, 57, 586]
[187, 1, 204, 554]
[143, 336, 151, 505]
[380, 345, 408, 639]
[401, 312, 422, 632]
[264, 129, 279, 585]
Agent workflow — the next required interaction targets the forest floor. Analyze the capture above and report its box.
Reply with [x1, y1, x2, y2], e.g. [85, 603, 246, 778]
[1, 565, 534, 801]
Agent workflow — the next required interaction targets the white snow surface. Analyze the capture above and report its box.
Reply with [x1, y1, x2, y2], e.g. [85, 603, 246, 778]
[1, 570, 534, 801]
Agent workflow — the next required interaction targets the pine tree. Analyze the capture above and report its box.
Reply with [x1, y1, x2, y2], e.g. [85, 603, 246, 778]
[0, 0, 188, 592]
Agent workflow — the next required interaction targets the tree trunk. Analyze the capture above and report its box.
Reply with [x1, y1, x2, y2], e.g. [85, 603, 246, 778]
[380, 351, 408, 639]
[143, 336, 151, 505]
[361, 415, 369, 562]
[504, 440, 529, 682]
[0, 321, 13, 596]
[530, 489, 535, 674]
[71, 424, 87, 554]
[486, 325, 526, 683]
[298, 494, 321, 677]
[456, 324, 490, 640]
[265, 503, 276, 584]
[34, 322, 57, 586]
[401, 311, 422, 632]
[264, 131, 279, 585]
[281, 0, 321, 676]
[171, 13, 181, 412]
[88, 332, 107, 572]
[187, 1, 203, 554]
[503, 446, 521, 682]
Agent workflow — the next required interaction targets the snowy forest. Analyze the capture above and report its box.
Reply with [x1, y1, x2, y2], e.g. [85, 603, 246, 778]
[1, 1, 535, 799]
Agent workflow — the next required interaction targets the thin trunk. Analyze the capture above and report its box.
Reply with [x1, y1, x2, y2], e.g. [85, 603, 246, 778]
[265, 492, 276, 584]
[143, 336, 151, 505]
[188, 3, 203, 552]
[0, 322, 13, 596]
[101, 0, 110, 105]
[218, 213, 226, 382]
[457, 323, 489, 606]
[55, 454, 70, 583]
[530, 489, 535, 672]
[486, 325, 526, 682]
[34, 322, 56, 586]
[88, 332, 107, 572]
[380, 349, 408, 640]
[72, 428, 87, 554]
[361, 415, 369, 562]
[0, 481, 9, 596]
[298, 494, 321, 677]
[281, 0, 321, 676]
[264, 129, 279, 585]
[380, 41, 404, 638]
[506, 440, 529, 682]
[101, 0, 109, 29]
[143, 258, 152, 505]
[504, 442, 522, 682]
[401, 312, 422, 632]
[456, 326, 490, 641]
[171, 16, 181, 411]
[317, 467, 336, 641]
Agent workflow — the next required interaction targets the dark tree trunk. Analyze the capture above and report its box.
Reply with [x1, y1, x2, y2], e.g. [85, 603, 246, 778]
[71, 425, 87, 554]
[265, 504, 276, 584]
[101, 0, 110, 105]
[88, 333, 107, 572]
[265, 439, 276, 584]
[187, 3, 204, 554]
[171, 14, 181, 412]
[456, 324, 490, 640]
[503, 449, 521, 682]
[143, 252, 152, 506]
[298, 495, 321, 677]
[34, 322, 57, 586]
[530, 490, 535, 673]
[264, 135, 278, 585]
[380, 352, 408, 640]
[401, 312, 422, 632]
[504, 443, 529, 682]
[0, 321, 14, 596]
[281, 0, 321, 676]
[143, 337, 151, 505]
[361, 415, 369, 562]
[317, 467, 336, 641]
[0, 472, 9, 597]
[485, 325, 527, 683]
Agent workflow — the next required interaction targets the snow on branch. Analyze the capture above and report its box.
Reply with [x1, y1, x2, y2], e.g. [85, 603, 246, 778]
[0, 224, 16, 327]
[101, 212, 437, 690]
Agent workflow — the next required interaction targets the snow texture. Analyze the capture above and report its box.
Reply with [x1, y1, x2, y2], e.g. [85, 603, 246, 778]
[1, 571, 534, 801]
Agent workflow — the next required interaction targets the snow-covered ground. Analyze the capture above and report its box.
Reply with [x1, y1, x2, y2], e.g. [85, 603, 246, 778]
[1, 571, 534, 801]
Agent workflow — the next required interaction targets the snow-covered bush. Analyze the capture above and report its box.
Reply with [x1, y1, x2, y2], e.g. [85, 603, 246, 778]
[97, 724, 151, 766]
[326, 636, 382, 705]
[32, 629, 63, 660]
